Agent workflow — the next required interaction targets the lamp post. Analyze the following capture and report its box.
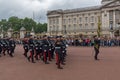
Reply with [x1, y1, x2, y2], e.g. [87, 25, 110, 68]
[97, 16, 101, 37]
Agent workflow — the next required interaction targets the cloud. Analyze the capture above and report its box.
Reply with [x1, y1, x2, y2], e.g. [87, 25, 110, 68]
[0, 0, 101, 23]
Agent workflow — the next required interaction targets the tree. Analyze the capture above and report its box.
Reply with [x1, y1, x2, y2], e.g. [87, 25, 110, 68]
[0, 19, 8, 31]
[35, 23, 47, 33]
[0, 16, 47, 33]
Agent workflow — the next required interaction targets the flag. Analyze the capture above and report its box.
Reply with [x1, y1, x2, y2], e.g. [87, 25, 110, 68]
[97, 16, 101, 37]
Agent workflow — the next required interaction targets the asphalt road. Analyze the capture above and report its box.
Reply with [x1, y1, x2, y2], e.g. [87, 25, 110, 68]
[0, 45, 120, 80]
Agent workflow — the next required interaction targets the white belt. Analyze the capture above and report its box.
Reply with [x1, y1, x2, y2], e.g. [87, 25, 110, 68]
[55, 47, 61, 49]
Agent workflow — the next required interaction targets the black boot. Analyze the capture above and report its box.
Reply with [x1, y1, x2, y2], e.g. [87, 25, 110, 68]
[32, 57, 36, 63]
[57, 65, 63, 69]
[27, 57, 30, 62]
[45, 62, 50, 64]
[9, 53, 13, 57]
[61, 62, 66, 65]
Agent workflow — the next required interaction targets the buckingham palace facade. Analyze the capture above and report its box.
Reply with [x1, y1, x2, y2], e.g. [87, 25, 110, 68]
[47, 0, 120, 37]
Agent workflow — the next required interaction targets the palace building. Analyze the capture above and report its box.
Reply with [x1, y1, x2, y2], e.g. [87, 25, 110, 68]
[47, 0, 120, 37]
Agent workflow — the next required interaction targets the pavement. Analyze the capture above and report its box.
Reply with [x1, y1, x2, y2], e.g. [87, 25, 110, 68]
[0, 45, 120, 80]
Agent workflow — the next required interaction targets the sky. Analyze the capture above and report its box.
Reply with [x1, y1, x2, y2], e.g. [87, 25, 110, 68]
[0, 0, 102, 23]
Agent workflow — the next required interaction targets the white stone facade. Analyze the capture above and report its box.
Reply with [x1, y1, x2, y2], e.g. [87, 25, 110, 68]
[47, 0, 120, 37]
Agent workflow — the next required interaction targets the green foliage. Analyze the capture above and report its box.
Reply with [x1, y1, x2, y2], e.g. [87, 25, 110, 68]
[0, 16, 47, 33]
[35, 23, 47, 33]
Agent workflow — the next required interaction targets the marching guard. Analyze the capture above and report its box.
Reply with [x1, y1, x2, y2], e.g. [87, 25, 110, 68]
[9, 38, 16, 57]
[34, 38, 42, 60]
[0, 39, 3, 57]
[27, 35, 36, 63]
[55, 36, 65, 69]
[42, 35, 50, 64]
[21, 35, 68, 69]
[23, 37, 29, 57]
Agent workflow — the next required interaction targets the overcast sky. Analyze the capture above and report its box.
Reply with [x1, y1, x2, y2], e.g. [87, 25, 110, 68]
[0, 0, 102, 23]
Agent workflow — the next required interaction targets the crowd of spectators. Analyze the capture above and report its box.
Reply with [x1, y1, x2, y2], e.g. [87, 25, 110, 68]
[66, 37, 120, 47]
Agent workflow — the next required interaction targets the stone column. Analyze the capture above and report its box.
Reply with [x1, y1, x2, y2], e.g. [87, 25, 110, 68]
[59, 15, 63, 35]
[7, 27, 13, 38]
[20, 31, 25, 38]
[113, 10, 116, 29]
[20, 27, 26, 39]
[30, 27, 35, 36]
[47, 18, 50, 34]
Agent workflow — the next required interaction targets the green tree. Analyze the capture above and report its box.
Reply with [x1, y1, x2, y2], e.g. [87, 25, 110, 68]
[0, 19, 8, 31]
[35, 23, 47, 33]
[0, 16, 47, 33]
[23, 17, 37, 31]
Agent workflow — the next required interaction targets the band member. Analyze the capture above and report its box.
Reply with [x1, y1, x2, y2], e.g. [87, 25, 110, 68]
[55, 36, 65, 69]
[28, 35, 35, 63]
[94, 36, 100, 60]
[23, 37, 29, 57]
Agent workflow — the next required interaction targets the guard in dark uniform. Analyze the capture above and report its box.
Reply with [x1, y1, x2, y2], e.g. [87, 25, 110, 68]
[49, 37, 55, 59]
[34, 38, 41, 60]
[42, 35, 50, 64]
[47, 37, 53, 61]
[60, 36, 67, 62]
[28, 35, 35, 63]
[0, 39, 3, 57]
[2, 38, 9, 56]
[55, 36, 65, 69]
[9, 38, 16, 57]
[12, 38, 16, 53]
[94, 36, 100, 60]
[23, 37, 29, 57]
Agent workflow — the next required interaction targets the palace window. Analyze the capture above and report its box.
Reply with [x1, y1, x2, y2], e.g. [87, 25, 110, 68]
[68, 18, 71, 23]
[90, 16, 94, 23]
[85, 17, 88, 23]
[109, 11, 113, 21]
[56, 19, 59, 24]
[56, 26, 59, 31]
[63, 19, 66, 24]
[79, 24, 82, 29]
[53, 19, 55, 24]
[68, 25, 71, 31]
[79, 17, 82, 23]
[53, 26, 55, 31]
[74, 24, 76, 31]
[74, 18, 76, 23]
[85, 24, 88, 29]
[91, 23, 94, 29]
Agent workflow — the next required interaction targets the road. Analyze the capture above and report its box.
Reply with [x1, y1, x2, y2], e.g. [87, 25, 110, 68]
[0, 45, 120, 80]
